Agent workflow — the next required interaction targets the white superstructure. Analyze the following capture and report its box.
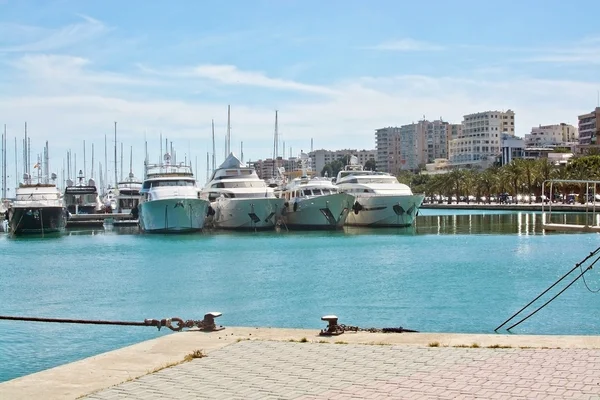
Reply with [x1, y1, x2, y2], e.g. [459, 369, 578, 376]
[335, 159, 424, 227]
[280, 176, 354, 229]
[201, 153, 284, 230]
[8, 179, 66, 234]
[116, 173, 143, 214]
[138, 154, 209, 233]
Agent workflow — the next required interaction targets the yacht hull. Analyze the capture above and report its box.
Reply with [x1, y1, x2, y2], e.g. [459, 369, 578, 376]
[282, 193, 354, 230]
[8, 206, 67, 235]
[138, 198, 209, 233]
[211, 197, 285, 230]
[345, 194, 424, 227]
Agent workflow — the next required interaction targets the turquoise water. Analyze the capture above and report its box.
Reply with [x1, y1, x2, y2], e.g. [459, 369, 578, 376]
[1, 209, 600, 382]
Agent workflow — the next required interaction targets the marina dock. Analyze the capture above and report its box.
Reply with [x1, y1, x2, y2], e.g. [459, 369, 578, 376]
[66, 213, 137, 228]
[1, 327, 599, 399]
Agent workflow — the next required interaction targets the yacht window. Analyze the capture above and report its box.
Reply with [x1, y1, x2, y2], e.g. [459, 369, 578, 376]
[321, 189, 330, 195]
[303, 189, 312, 196]
[151, 180, 195, 187]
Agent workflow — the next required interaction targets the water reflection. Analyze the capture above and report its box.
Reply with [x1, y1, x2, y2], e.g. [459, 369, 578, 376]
[415, 211, 593, 235]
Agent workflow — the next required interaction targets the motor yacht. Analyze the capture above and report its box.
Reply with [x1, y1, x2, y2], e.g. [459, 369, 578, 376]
[138, 154, 209, 233]
[116, 173, 143, 214]
[335, 158, 424, 227]
[63, 170, 102, 215]
[8, 173, 66, 235]
[280, 175, 354, 229]
[201, 153, 284, 230]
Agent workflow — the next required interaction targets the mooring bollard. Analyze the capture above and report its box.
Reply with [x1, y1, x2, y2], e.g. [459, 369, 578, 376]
[200, 312, 225, 331]
[320, 315, 343, 336]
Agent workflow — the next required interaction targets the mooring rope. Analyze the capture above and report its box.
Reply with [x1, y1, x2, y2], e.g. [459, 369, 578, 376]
[0, 315, 222, 332]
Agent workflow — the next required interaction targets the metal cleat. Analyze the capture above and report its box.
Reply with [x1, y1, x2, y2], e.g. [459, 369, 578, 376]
[320, 315, 344, 336]
[200, 312, 225, 331]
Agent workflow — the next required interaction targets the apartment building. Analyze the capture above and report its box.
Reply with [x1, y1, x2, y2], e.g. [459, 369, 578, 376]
[376, 120, 450, 174]
[525, 123, 578, 147]
[578, 107, 600, 145]
[449, 109, 515, 168]
[308, 148, 375, 176]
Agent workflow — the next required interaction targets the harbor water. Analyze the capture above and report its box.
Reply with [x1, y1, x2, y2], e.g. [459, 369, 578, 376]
[1, 209, 599, 382]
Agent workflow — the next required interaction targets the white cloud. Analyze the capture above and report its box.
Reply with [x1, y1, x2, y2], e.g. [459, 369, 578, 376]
[368, 38, 444, 51]
[190, 64, 337, 95]
[0, 15, 109, 53]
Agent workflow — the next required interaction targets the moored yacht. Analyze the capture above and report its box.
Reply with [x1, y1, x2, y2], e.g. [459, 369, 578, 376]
[116, 173, 143, 214]
[201, 153, 285, 230]
[281, 175, 354, 229]
[64, 170, 102, 215]
[138, 154, 209, 233]
[8, 174, 66, 235]
[335, 158, 424, 227]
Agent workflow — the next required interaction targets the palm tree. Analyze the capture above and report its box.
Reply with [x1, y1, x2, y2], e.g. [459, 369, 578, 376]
[502, 160, 522, 203]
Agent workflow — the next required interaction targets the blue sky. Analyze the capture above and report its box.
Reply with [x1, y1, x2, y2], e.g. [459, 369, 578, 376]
[1, 0, 600, 188]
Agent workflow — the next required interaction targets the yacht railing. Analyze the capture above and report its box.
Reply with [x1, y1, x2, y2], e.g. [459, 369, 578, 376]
[542, 179, 600, 232]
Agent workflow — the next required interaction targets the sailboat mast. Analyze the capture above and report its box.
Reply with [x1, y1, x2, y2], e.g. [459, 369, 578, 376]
[120, 142, 123, 182]
[211, 119, 216, 172]
[206, 152, 209, 182]
[129, 146, 133, 175]
[104, 134, 107, 191]
[1, 124, 6, 199]
[83, 140, 86, 179]
[273, 110, 278, 177]
[113, 121, 118, 187]
[91, 143, 95, 181]
[226, 105, 231, 155]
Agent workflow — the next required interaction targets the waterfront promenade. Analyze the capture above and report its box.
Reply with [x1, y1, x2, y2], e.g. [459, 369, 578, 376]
[421, 202, 593, 212]
[1, 327, 600, 399]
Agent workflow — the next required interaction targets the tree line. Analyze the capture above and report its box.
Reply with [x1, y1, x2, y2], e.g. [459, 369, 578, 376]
[397, 155, 600, 204]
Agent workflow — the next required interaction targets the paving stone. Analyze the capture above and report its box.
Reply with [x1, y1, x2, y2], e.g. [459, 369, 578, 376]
[83, 342, 600, 399]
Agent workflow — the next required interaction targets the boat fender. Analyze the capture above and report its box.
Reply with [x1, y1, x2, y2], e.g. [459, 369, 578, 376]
[352, 201, 363, 214]
[207, 206, 215, 216]
[293, 201, 298, 212]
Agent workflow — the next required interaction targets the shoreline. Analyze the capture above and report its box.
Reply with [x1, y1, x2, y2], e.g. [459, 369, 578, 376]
[2, 326, 600, 399]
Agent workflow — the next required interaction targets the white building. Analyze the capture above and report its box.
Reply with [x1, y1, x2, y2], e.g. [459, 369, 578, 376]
[449, 109, 515, 168]
[525, 123, 578, 147]
[500, 133, 525, 166]
[308, 149, 375, 176]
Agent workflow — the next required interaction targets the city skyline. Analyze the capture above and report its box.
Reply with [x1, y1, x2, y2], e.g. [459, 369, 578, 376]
[1, 0, 600, 185]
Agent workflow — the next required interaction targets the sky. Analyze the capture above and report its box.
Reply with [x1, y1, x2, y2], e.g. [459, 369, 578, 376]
[1, 0, 600, 189]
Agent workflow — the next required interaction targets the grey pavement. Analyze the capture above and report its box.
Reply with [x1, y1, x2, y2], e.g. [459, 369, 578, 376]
[85, 340, 600, 400]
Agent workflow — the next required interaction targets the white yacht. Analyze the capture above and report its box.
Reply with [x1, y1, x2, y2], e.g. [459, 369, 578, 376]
[280, 176, 355, 229]
[102, 187, 118, 212]
[138, 154, 209, 233]
[8, 174, 66, 235]
[201, 153, 285, 230]
[64, 171, 103, 215]
[335, 158, 424, 227]
[116, 173, 143, 214]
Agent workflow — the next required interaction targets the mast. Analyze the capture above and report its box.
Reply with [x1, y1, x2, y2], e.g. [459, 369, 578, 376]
[113, 121, 118, 187]
[241, 141, 244, 164]
[129, 146, 133, 176]
[1, 125, 6, 199]
[83, 140, 86, 179]
[273, 110, 278, 178]
[14, 137, 17, 189]
[206, 152, 209, 182]
[211, 119, 216, 172]
[104, 134, 107, 190]
[120, 142, 123, 182]
[226, 105, 231, 155]
[44, 141, 49, 184]
[91, 143, 95, 181]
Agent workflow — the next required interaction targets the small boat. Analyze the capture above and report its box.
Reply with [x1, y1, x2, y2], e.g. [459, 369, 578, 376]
[280, 175, 355, 229]
[201, 153, 285, 230]
[64, 170, 103, 215]
[138, 153, 209, 233]
[8, 174, 66, 235]
[336, 157, 424, 227]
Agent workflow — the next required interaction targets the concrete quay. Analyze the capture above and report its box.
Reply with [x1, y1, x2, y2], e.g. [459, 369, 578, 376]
[421, 202, 591, 212]
[1, 327, 600, 399]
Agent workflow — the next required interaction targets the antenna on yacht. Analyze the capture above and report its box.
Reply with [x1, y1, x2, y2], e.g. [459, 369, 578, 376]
[241, 141, 244, 163]
[1, 124, 7, 200]
[211, 119, 216, 173]
[129, 146, 133, 178]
